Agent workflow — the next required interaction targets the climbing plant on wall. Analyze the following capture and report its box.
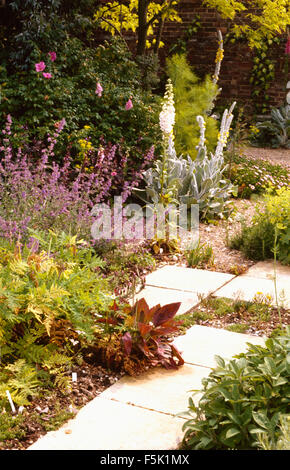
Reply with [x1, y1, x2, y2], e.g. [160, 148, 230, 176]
[250, 37, 281, 114]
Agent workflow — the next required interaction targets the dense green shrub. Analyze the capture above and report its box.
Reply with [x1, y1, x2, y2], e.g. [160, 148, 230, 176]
[258, 414, 290, 450]
[181, 327, 290, 450]
[0, 0, 99, 71]
[166, 54, 219, 159]
[0, 36, 161, 163]
[230, 188, 290, 265]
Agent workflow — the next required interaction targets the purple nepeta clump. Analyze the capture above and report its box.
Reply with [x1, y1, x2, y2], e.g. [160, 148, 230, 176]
[0, 116, 155, 242]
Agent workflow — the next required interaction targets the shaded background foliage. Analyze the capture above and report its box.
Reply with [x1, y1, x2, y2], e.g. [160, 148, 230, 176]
[0, 0, 161, 167]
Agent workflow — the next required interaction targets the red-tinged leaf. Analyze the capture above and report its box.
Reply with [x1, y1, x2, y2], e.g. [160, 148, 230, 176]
[138, 322, 152, 337]
[167, 357, 179, 369]
[137, 340, 151, 358]
[151, 326, 179, 336]
[171, 344, 184, 366]
[122, 305, 132, 315]
[145, 304, 161, 323]
[156, 343, 167, 358]
[159, 318, 183, 328]
[153, 302, 181, 327]
[150, 359, 159, 366]
[110, 300, 119, 311]
[96, 317, 118, 325]
[121, 332, 132, 356]
[134, 297, 150, 323]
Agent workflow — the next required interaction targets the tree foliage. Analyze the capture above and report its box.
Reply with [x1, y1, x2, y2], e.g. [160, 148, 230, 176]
[94, 0, 182, 55]
[204, 0, 290, 48]
[95, 0, 289, 52]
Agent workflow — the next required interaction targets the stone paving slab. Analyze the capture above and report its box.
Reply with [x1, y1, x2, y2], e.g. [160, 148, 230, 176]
[28, 397, 185, 451]
[173, 325, 266, 368]
[28, 325, 266, 451]
[133, 286, 200, 315]
[101, 363, 209, 416]
[214, 275, 290, 308]
[245, 260, 290, 282]
[145, 265, 235, 295]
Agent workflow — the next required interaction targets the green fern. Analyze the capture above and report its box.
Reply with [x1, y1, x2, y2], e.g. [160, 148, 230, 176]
[1, 360, 40, 406]
[0, 230, 113, 399]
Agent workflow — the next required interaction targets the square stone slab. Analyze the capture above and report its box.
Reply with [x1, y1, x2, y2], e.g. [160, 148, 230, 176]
[133, 286, 200, 315]
[245, 261, 290, 282]
[28, 397, 185, 451]
[145, 265, 235, 295]
[173, 325, 266, 368]
[101, 364, 209, 416]
[213, 275, 290, 308]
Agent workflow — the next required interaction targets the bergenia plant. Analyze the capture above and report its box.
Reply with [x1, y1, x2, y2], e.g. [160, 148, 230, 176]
[121, 297, 184, 370]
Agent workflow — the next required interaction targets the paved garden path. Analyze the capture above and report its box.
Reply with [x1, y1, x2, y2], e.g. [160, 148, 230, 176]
[28, 261, 290, 451]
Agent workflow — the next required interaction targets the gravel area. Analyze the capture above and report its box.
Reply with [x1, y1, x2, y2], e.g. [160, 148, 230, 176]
[242, 146, 290, 170]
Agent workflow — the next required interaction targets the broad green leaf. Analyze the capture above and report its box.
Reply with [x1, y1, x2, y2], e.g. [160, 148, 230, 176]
[214, 355, 225, 368]
[253, 411, 270, 430]
[225, 427, 241, 439]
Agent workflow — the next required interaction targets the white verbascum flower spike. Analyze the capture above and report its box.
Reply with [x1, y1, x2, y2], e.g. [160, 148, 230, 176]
[196, 115, 206, 148]
[159, 79, 175, 136]
[214, 102, 236, 159]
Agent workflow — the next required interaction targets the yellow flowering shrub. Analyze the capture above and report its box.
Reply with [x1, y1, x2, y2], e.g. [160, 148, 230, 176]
[230, 188, 290, 265]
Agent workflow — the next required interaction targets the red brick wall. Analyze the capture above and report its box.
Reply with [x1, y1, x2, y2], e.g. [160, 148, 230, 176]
[162, 0, 289, 113]
[96, 0, 290, 113]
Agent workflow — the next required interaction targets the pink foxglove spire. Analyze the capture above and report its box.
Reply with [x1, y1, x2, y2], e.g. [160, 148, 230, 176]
[95, 82, 103, 97]
[125, 98, 133, 110]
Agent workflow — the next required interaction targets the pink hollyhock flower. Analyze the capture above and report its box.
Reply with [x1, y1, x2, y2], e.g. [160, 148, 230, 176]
[111, 171, 117, 176]
[125, 98, 133, 110]
[95, 82, 103, 97]
[35, 62, 46, 72]
[285, 37, 290, 55]
[43, 72, 52, 79]
[48, 51, 57, 62]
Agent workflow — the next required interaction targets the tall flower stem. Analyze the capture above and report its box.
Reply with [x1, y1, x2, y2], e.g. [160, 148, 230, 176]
[160, 136, 168, 201]
[159, 79, 175, 203]
[273, 226, 283, 329]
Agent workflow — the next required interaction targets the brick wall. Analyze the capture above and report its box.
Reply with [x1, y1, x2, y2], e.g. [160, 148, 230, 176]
[96, 0, 290, 113]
